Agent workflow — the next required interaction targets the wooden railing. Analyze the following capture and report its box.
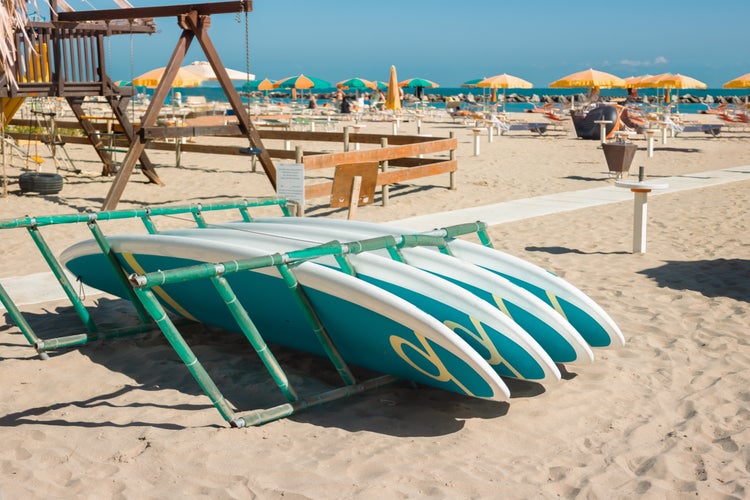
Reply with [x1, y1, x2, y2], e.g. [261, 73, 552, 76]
[7, 117, 458, 204]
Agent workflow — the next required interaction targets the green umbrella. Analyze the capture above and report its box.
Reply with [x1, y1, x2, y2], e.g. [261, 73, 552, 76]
[399, 77, 439, 89]
[461, 78, 484, 88]
[274, 74, 332, 89]
[336, 77, 376, 90]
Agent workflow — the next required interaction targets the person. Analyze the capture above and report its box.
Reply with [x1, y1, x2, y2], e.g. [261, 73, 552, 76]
[340, 95, 351, 114]
[308, 95, 317, 109]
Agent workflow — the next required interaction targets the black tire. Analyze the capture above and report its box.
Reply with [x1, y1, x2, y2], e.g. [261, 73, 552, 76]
[18, 172, 64, 195]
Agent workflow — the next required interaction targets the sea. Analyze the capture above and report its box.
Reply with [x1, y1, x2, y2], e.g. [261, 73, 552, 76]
[159, 85, 749, 115]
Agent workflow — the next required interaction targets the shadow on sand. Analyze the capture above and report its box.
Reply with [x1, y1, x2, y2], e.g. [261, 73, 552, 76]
[638, 258, 750, 303]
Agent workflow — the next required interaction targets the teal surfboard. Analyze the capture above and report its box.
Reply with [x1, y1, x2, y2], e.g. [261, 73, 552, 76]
[61, 235, 510, 401]
[247, 217, 625, 349]
[216, 221, 595, 365]
[164, 228, 561, 383]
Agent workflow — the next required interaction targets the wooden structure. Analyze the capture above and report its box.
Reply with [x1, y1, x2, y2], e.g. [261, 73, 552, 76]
[1, 1, 275, 210]
[0, 2, 159, 179]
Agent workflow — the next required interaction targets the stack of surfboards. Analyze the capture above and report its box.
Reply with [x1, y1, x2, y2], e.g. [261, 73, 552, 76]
[61, 218, 624, 403]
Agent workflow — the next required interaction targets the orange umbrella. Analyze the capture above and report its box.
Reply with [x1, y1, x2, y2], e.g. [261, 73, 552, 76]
[550, 68, 626, 88]
[723, 72, 750, 88]
[132, 66, 206, 88]
[385, 65, 401, 111]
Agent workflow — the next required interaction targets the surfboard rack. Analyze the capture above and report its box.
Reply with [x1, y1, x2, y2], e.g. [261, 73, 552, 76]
[0, 198, 294, 359]
[1, 199, 502, 427]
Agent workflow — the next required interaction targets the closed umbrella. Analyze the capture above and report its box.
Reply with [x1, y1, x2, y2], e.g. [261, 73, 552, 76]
[385, 65, 401, 111]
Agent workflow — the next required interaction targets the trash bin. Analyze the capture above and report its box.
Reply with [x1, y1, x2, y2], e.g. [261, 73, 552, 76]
[602, 141, 637, 176]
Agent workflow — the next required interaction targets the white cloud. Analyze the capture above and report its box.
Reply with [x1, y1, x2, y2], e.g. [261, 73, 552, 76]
[620, 56, 669, 67]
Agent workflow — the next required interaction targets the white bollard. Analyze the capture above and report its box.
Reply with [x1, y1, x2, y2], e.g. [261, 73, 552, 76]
[488, 125, 494, 143]
[615, 180, 669, 253]
[472, 128, 482, 156]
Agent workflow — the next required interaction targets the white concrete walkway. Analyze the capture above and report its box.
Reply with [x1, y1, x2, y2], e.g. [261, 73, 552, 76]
[390, 166, 750, 229]
[2, 166, 748, 309]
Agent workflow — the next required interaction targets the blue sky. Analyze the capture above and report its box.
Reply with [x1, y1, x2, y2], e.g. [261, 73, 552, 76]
[70, 0, 749, 88]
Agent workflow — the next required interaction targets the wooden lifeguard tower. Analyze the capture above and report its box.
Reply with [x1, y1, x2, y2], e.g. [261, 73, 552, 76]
[1, 0, 275, 210]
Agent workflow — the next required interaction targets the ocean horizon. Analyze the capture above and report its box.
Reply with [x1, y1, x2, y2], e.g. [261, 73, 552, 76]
[155, 85, 749, 115]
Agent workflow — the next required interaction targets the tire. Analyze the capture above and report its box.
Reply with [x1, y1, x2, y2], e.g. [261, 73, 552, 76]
[18, 172, 64, 195]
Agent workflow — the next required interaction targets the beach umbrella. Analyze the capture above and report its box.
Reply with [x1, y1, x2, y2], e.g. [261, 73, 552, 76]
[461, 78, 484, 88]
[336, 77, 377, 90]
[385, 65, 401, 111]
[399, 77, 439, 89]
[643, 73, 706, 106]
[182, 60, 255, 82]
[549, 68, 626, 89]
[274, 74, 332, 90]
[478, 73, 533, 111]
[132, 66, 206, 88]
[242, 78, 275, 91]
[399, 77, 438, 100]
[723, 72, 750, 88]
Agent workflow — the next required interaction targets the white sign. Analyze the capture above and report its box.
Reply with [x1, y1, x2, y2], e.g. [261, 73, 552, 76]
[276, 163, 305, 207]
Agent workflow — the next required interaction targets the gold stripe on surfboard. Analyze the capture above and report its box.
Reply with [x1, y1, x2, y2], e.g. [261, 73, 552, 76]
[121, 252, 198, 321]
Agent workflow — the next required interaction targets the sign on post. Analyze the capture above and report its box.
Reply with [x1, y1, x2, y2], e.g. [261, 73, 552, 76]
[276, 162, 305, 208]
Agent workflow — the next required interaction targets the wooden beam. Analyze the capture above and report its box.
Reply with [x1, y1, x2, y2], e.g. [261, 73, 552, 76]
[304, 160, 458, 201]
[101, 23, 195, 210]
[57, 1, 251, 22]
[183, 9, 276, 188]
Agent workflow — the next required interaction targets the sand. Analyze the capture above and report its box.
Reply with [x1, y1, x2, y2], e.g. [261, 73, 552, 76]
[0, 107, 749, 498]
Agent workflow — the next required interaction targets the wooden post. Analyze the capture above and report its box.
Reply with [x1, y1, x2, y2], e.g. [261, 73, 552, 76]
[343, 125, 350, 152]
[347, 176, 362, 220]
[449, 131, 456, 190]
[295, 145, 303, 163]
[380, 137, 389, 206]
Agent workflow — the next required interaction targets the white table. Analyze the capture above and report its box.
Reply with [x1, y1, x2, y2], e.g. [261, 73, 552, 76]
[615, 180, 669, 253]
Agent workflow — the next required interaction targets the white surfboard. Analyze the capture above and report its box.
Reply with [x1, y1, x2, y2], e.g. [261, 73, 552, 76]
[206, 221, 595, 365]
[61, 234, 510, 402]
[243, 217, 625, 349]
[164, 228, 561, 384]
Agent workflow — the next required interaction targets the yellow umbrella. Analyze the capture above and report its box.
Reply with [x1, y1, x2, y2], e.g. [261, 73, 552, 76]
[723, 72, 750, 88]
[477, 73, 533, 111]
[550, 68, 626, 88]
[652, 73, 707, 89]
[132, 66, 206, 88]
[385, 65, 401, 111]
[641, 73, 706, 105]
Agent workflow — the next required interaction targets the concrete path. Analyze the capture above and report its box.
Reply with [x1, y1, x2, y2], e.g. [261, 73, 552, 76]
[2, 166, 748, 309]
[390, 166, 750, 229]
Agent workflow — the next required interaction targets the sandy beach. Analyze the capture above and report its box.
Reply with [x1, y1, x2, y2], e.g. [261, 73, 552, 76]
[1, 107, 749, 498]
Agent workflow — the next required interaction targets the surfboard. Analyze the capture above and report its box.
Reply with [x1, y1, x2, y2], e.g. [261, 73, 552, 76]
[207, 221, 594, 365]
[163, 228, 561, 383]
[61, 235, 510, 401]
[244, 217, 625, 348]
